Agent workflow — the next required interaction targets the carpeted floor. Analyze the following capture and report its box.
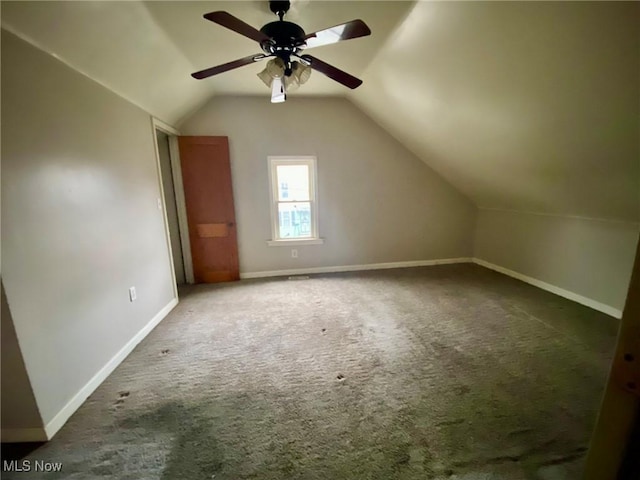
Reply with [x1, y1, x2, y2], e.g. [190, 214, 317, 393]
[2, 264, 619, 479]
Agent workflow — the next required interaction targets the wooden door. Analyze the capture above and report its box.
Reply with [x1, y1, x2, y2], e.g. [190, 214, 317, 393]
[178, 136, 239, 283]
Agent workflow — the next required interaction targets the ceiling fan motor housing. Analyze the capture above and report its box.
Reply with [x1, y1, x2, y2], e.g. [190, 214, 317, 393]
[259, 21, 307, 57]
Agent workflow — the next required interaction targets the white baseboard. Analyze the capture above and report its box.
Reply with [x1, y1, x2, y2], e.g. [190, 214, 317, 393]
[243, 257, 621, 318]
[240, 257, 473, 279]
[473, 258, 622, 319]
[1, 427, 48, 443]
[42, 297, 179, 440]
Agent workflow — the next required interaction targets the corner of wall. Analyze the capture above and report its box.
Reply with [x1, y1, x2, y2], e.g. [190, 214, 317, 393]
[1, 279, 46, 442]
[472, 208, 639, 317]
[41, 298, 178, 440]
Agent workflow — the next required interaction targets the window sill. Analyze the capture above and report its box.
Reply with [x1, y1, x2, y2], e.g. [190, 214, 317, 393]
[267, 238, 324, 247]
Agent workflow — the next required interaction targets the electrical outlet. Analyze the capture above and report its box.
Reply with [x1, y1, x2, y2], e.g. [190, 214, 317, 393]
[129, 287, 137, 302]
[291, 249, 298, 258]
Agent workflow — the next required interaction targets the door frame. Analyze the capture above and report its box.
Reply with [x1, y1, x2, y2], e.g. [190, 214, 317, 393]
[585, 238, 640, 478]
[151, 117, 195, 285]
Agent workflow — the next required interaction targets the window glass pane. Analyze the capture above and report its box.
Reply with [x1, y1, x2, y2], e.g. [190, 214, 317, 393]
[280, 182, 289, 199]
[277, 165, 309, 201]
[277, 202, 311, 238]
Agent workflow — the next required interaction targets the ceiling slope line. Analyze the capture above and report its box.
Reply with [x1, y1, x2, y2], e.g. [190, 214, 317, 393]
[478, 207, 640, 226]
[0, 26, 178, 129]
[347, 0, 420, 83]
[175, 91, 356, 128]
[343, 96, 477, 207]
[140, 1, 210, 73]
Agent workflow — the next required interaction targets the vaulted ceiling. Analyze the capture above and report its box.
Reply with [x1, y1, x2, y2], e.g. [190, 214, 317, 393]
[2, 1, 638, 222]
[1, 1, 412, 122]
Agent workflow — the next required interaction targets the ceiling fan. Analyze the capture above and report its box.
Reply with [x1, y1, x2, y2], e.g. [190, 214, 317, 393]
[191, 0, 372, 103]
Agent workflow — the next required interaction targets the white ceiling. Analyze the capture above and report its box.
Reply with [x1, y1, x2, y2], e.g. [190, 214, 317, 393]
[2, 1, 639, 221]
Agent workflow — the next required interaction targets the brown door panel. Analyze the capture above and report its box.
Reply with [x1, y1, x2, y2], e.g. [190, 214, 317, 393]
[178, 136, 240, 283]
[196, 223, 229, 238]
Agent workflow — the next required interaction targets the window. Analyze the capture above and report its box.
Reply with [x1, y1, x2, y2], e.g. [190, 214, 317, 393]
[268, 156, 322, 245]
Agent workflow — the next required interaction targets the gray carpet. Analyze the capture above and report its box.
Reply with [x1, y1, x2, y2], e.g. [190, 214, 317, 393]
[3, 264, 618, 479]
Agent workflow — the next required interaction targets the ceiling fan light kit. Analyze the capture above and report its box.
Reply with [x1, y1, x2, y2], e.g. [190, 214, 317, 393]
[258, 59, 311, 95]
[191, 0, 371, 103]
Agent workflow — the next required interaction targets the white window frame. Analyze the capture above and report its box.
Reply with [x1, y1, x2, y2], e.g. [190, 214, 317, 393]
[267, 156, 323, 246]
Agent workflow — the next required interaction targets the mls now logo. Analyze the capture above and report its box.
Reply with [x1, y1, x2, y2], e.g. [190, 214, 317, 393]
[3, 460, 63, 472]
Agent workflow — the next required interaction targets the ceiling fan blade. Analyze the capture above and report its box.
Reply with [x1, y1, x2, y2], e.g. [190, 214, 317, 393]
[304, 19, 371, 49]
[203, 11, 270, 43]
[191, 54, 267, 80]
[301, 55, 362, 89]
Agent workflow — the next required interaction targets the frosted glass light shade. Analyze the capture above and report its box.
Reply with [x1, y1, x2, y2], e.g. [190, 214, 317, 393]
[282, 62, 311, 92]
[257, 58, 285, 87]
[293, 62, 311, 85]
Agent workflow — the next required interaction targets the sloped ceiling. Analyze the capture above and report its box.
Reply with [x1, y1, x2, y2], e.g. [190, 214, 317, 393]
[351, 1, 640, 221]
[0, 1, 413, 122]
[2, 1, 639, 221]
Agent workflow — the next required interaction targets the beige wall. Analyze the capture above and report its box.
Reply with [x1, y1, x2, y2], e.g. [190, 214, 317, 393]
[179, 96, 476, 274]
[1, 30, 176, 428]
[474, 209, 640, 313]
